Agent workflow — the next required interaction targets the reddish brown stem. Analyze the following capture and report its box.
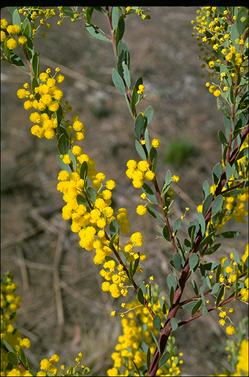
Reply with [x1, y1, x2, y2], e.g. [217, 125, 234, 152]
[178, 295, 236, 328]
[148, 124, 249, 376]
[153, 176, 177, 252]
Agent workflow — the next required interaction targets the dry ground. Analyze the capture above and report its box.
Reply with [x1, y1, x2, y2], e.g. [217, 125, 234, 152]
[1, 7, 248, 376]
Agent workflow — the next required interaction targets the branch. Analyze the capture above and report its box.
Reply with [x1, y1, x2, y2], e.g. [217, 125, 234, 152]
[148, 124, 249, 376]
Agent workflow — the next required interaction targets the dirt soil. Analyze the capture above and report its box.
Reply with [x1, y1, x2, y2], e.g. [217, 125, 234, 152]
[1, 6, 248, 376]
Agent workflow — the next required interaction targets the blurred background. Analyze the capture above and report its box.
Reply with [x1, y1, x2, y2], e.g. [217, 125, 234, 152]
[1, 7, 247, 376]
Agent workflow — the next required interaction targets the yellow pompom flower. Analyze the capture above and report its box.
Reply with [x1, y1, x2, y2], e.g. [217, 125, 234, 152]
[1, 18, 8, 29]
[172, 175, 180, 183]
[0, 30, 6, 42]
[72, 145, 82, 156]
[130, 232, 143, 247]
[73, 120, 84, 132]
[18, 35, 27, 45]
[40, 359, 50, 371]
[106, 179, 116, 190]
[137, 84, 145, 95]
[136, 205, 147, 216]
[152, 138, 160, 148]
[39, 72, 49, 81]
[144, 170, 155, 181]
[56, 74, 65, 83]
[213, 89, 221, 97]
[7, 38, 17, 50]
[62, 154, 71, 164]
[226, 325, 235, 336]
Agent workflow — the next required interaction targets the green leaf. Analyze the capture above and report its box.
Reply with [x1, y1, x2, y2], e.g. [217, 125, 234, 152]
[135, 140, 147, 159]
[216, 285, 224, 307]
[57, 133, 69, 155]
[162, 170, 172, 195]
[112, 7, 121, 30]
[2, 339, 15, 353]
[201, 300, 208, 316]
[8, 352, 18, 366]
[31, 52, 39, 77]
[76, 195, 87, 206]
[182, 301, 197, 312]
[191, 279, 199, 295]
[137, 288, 145, 305]
[21, 18, 32, 38]
[9, 53, 24, 67]
[132, 254, 140, 276]
[112, 68, 126, 96]
[150, 331, 160, 351]
[149, 147, 157, 171]
[218, 231, 240, 239]
[218, 130, 227, 146]
[202, 180, 210, 199]
[173, 219, 182, 234]
[189, 254, 199, 272]
[226, 163, 235, 181]
[171, 253, 182, 271]
[19, 347, 30, 369]
[86, 186, 96, 203]
[84, 7, 94, 24]
[212, 195, 223, 217]
[144, 105, 154, 125]
[211, 282, 220, 295]
[191, 299, 202, 315]
[163, 225, 170, 241]
[135, 113, 147, 140]
[159, 352, 170, 368]
[56, 106, 63, 125]
[131, 77, 143, 113]
[213, 162, 223, 184]
[166, 273, 177, 291]
[203, 194, 212, 215]
[147, 205, 163, 222]
[153, 316, 161, 331]
[144, 128, 150, 151]
[12, 8, 21, 25]
[197, 212, 206, 236]
[146, 347, 151, 370]
[170, 318, 178, 332]
[142, 183, 157, 204]
[86, 25, 110, 43]
[80, 161, 88, 180]
[115, 16, 125, 45]
[169, 286, 174, 306]
[141, 341, 149, 353]
[61, 6, 74, 17]
[122, 61, 130, 88]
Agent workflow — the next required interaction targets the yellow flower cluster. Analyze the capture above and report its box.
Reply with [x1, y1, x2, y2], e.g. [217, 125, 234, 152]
[232, 339, 249, 376]
[216, 244, 248, 305]
[18, 7, 57, 31]
[197, 136, 248, 231]
[125, 7, 150, 21]
[107, 295, 183, 376]
[0, 274, 89, 376]
[126, 159, 155, 188]
[16, 68, 66, 139]
[58, 157, 146, 298]
[192, 7, 248, 98]
[0, 274, 32, 374]
[0, 19, 27, 49]
[239, 245, 249, 303]
[17, 65, 146, 301]
[36, 352, 89, 376]
[18, 7, 82, 31]
[137, 84, 145, 95]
